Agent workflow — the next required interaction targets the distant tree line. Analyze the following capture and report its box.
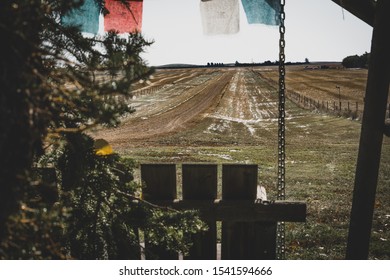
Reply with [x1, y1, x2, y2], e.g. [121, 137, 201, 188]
[158, 59, 311, 70]
[204, 59, 309, 68]
[342, 52, 370, 68]
[207, 62, 225, 67]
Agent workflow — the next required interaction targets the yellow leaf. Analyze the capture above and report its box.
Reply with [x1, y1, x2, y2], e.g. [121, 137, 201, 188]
[94, 139, 114, 156]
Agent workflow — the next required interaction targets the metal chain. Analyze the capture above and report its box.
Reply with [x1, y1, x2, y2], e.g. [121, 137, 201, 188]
[276, 0, 286, 260]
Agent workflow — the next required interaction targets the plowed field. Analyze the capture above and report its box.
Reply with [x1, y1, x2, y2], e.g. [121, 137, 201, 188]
[97, 67, 289, 149]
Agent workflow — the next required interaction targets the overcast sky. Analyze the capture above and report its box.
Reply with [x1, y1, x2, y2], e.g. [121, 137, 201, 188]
[140, 0, 373, 66]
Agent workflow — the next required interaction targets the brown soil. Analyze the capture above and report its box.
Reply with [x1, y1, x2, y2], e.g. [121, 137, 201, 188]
[95, 68, 236, 146]
[92, 66, 379, 151]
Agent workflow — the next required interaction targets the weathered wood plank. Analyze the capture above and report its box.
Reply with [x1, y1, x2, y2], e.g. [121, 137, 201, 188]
[182, 164, 217, 199]
[222, 221, 277, 259]
[222, 164, 258, 199]
[141, 164, 177, 200]
[182, 164, 218, 260]
[222, 164, 258, 259]
[141, 164, 178, 259]
[221, 164, 277, 259]
[253, 222, 277, 259]
[149, 200, 306, 222]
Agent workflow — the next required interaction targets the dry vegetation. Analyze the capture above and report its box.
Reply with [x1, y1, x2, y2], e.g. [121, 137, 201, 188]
[92, 65, 390, 259]
[260, 66, 369, 102]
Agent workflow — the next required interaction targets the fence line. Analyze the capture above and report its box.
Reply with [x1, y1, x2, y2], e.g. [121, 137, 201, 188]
[256, 72, 390, 120]
[287, 91, 370, 120]
[289, 91, 390, 120]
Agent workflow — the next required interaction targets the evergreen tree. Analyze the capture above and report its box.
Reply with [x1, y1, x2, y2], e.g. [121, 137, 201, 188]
[0, 0, 206, 259]
[342, 52, 370, 68]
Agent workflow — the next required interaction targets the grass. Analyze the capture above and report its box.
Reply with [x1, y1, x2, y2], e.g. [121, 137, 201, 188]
[116, 67, 390, 259]
[123, 138, 389, 259]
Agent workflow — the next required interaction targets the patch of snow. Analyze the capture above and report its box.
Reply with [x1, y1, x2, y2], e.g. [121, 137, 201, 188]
[326, 163, 336, 173]
[199, 152, 233, 161]
[206, 121, 231, 134]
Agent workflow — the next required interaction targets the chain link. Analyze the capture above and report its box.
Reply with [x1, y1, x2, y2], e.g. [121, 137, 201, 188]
[276, 0, 286, 260]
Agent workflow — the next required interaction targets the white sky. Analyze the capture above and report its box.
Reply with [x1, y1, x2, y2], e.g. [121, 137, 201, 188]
[140, 0, 373, 66]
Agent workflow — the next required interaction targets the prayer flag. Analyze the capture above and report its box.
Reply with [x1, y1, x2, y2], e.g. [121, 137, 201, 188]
[241, 0, 280, 26]
[61, 0, 100, 34]
[104, 0, 143, 34]
[200, 0, 240, 35]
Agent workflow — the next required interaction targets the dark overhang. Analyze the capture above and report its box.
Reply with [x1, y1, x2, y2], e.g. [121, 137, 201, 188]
[331, 0, 376, 26]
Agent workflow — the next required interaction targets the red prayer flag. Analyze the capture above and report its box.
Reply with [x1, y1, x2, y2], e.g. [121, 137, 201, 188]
[104, 0, 143, 34]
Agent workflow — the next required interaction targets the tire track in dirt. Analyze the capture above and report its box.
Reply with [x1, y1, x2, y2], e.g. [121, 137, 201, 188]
[133, 71, 222, 119]
[206, 69, 280, 136]
[97, 70, 234, 145]
[132, 68, 205, 92]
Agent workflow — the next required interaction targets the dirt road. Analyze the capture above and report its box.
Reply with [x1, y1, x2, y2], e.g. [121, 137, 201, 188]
[94, 67, 291, 149]
[96, 69, 236, 144]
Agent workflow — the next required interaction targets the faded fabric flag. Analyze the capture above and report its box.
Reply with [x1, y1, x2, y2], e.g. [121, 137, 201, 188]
[61, 0, 100, 34]
[104, 0, 143, 34]
[200, 0, 240, 35]
[241, 0, 280, 26]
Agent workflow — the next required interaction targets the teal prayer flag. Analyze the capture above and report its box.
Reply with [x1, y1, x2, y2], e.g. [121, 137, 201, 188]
[62, 0, 100, 34]
[241, 0, 280, 26]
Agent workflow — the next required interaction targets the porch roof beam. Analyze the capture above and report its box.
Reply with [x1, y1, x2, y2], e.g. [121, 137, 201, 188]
[331, 0, 375, 26]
